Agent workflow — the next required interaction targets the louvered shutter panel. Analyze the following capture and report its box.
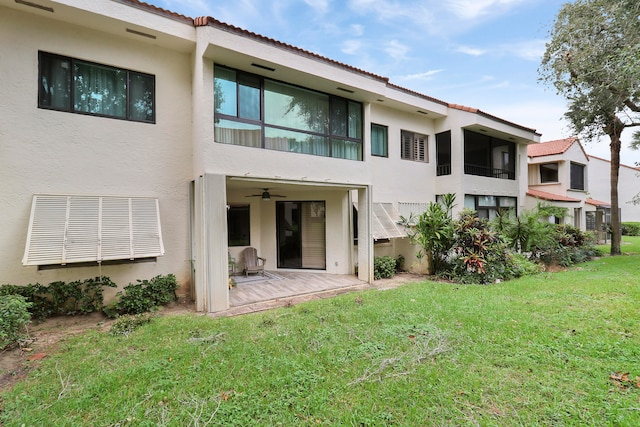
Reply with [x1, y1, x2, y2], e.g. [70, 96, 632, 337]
[401, 131, 412, 159]
[131, 198, 164, 258]
[101, 197, 132, 261]
[22, 195, 68, 265]
[23, 195, 164, 265]
[65, 196, 100, 263]
[301, 202, 326, 269]
[414, 135, 427, 162]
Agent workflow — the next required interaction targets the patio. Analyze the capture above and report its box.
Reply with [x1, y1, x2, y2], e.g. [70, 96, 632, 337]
[221, 271, 372, 317]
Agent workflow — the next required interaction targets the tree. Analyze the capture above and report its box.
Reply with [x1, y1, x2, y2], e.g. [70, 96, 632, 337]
[539, 0, 640, 255]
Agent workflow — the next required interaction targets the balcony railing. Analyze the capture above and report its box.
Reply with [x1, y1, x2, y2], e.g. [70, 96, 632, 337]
[436, 164, 451, 176]
[464, 164, 515, 180]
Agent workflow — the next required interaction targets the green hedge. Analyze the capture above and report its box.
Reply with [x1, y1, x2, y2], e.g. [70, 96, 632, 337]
[621, 222, 640, 236]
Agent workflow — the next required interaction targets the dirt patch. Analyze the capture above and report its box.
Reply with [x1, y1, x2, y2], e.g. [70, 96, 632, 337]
[0, 302, 196, 393]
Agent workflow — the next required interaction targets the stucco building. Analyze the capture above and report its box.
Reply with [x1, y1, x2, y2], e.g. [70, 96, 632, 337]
[0, 0, 541, 312]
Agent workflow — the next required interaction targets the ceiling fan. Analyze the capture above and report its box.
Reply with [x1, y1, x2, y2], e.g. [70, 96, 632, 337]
[246, 188, 286, 201]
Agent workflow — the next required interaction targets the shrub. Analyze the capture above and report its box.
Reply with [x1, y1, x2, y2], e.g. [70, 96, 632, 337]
[109, 313, 155, 337]
[0, 277, 116, 320]
[622, 222, 640, 236]
[0, 295, 32, 349]
[110, 274, 178, 317]
[374, 256, 396, 280]
[537, 225, 600, 267]
[447, 210, 524, 284]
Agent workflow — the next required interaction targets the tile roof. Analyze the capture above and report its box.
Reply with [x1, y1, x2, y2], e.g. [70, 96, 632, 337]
[585, 198, 611, 207]
[115, 0, 193, 23]
[528, 137, 578, 158]
[526, 188, 581, 202]
[449, 104, 539, 134]
[588, 155, 640, 171]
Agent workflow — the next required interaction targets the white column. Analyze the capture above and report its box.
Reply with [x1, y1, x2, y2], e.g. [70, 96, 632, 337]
[357, 186, 373, 283]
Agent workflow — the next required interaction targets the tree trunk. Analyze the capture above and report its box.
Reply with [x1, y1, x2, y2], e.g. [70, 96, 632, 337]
[608, 120, 623, 256]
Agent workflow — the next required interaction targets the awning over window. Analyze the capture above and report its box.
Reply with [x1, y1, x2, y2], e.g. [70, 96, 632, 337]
[22, 195, 164, 266]
[371, 203, 408, 240]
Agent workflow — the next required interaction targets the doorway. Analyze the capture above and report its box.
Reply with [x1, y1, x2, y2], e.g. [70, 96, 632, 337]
[276, 201, 326, 269]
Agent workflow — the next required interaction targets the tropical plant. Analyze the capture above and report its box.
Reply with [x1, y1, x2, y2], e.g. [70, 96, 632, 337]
[400, 194, 455, 275]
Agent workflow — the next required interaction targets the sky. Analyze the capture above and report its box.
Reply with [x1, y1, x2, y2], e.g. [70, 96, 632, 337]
[148, 0, 640, 166]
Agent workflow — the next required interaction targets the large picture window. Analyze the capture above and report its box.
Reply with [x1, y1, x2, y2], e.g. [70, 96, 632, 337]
[464, 194, 517, 220]
[214, 65, 363, 161]
[540, 163, 559, 183]
[38, 51, 155, 123]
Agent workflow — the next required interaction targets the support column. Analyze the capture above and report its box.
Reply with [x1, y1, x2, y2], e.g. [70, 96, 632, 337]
[194, 174, 229, 312]
[357, 186, 373, 284]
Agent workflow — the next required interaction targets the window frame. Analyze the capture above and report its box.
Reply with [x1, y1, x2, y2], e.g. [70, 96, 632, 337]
[371, 123, 388, 157]
[214, 64, 363, 161]
[539, 162, 559, 183]
[38, 51, 156, 124]
[570, 162, 586, 191]
[227, 204, 251, 247]
[400, 130, 428, 162]
[435, 130, 452, 175]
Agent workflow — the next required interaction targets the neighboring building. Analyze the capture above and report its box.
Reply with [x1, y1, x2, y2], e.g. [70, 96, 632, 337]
[526, 137, 594, 230]
[0, 0, 540, 313]
[588, 155, 640, 223]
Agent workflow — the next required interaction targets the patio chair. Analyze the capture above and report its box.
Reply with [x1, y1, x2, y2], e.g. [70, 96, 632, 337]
[242, 247, 266, 277]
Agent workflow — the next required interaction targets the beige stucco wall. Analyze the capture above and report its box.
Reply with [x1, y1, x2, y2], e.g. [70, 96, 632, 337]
[0, 6, 194, 298]
[589, 156, 640, 222]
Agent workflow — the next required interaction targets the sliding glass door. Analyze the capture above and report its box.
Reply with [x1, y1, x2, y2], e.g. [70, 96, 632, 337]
[276, 201, 326, 269]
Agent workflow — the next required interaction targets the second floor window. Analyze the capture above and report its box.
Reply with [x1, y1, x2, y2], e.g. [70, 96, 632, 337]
[401, 130, 428, 162]
[570, 162, 585, 190]
[214, 65, 363, 160]
[371, 124, 388, 157]
[540, 162, 559, 183]
[38, 51, 155, 123]
[436, 130, 451, 175]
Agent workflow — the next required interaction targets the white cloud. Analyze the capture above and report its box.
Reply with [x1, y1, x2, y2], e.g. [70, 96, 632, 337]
[445, 0, 527, 21]
[342, 39, 364, 55]
[350, 24, 365, 37]
[403, 70, 444, 81]
[304, 0, 330, 14]
[456, 45, 487, 56]
[384, 39, 410, 60]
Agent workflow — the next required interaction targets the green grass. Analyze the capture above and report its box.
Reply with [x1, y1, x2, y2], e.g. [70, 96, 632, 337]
[2, 238, 640, 426]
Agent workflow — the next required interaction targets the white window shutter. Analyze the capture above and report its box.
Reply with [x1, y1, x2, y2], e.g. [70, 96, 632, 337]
[23, 195, 164, 266]
[414, 135, 427, 162]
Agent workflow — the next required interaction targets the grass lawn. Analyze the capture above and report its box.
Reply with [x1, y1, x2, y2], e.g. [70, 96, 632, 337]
[2, 238, 640, 426]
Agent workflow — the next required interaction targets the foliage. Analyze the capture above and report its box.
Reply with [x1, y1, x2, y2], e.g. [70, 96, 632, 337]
[373, 256, 396, 280]
[622, 222, 640, 236]
[401, 194, 455, 275]
[4, 243, 640, 426]
[539, 0, 640, 255]
[395, 254, 405, 271]
[109, 274, 178, 317]
[447, 210, 523, 284]
[0, 294, 32, 349]
[537, 225, 601, 267]
[491, 205, 557, 253]
[0, 277, 116, 320]
[109, 313, 155, 337]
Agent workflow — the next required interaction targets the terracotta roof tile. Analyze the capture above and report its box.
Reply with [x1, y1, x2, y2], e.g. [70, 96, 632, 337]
[448, 104, 539, 134]
[113, 0, 193, 23]
[586, 198, 610, 207]
[526, 188, 581, 202]
[528, 137, 578, 157]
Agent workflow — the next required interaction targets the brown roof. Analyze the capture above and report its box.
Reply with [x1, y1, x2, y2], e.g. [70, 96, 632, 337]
[526, 188, 581, 202]
[588, 155, 640, 171]
[586, 198, 610, 207]
[448, 104, 539, 135]
[114, 0, 193, 23]
[528, 137, 579, 158]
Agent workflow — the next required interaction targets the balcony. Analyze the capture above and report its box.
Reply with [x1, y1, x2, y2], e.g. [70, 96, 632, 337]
[464, 164, 515, 180]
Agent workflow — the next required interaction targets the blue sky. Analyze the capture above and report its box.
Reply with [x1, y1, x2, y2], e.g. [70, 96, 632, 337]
[148, 0, 640, 165]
